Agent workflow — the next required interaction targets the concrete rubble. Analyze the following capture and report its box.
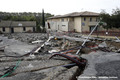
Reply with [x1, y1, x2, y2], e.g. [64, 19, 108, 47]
[0, 33, 120, 80]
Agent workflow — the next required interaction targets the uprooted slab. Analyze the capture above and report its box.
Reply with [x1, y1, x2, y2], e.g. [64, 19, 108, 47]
[0, 66, 78, 80]
[2, 33, 120, 80]
[0, 55, 81, 80]
[0, 35, 36, 56]
[0, 33, 82, 80]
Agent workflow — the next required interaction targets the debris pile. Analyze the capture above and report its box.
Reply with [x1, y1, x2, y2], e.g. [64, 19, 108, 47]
[0, 33, 120, 80]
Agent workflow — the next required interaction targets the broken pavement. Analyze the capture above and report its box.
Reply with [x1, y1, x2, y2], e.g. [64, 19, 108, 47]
[0, 33, 120, 80]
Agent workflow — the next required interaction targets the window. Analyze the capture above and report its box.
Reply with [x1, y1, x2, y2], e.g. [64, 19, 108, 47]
[82, 22, 85, 26]
[84, 17, 86, 21]
[2, 27, 5, 32]
[33, 27, 35, 32]
[61, 18, 64, 22]
[62, 25, 66, 26]
[89, 26, 97, 32]
[90, 17, 92, 22]
[23, 27, 26, 31]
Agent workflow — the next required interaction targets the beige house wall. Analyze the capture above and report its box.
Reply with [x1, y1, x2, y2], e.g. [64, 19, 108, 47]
[68, 21, 74, 31]
[26, 27, 34, 32]
[14, 27, 23, 32]
[81, 17, 99, 32]
[0, 27, 10, 33]
[74, 17, 82, 32]
[0, 28, 2, 32]
[6, 28, 10, 33]
[81, 17, 90, 32]
[13, 27, 33, 32]
[47, 16, 104, 33]
[60, 22, 68, 31]
[47, 18, 70, 31]
[46, 21, 69, 32]
[0, 27, 34, 33]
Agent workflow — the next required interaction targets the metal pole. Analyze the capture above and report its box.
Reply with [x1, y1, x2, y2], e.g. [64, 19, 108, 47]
[76, 20, 101, 55]
[115, 36, 120, 40]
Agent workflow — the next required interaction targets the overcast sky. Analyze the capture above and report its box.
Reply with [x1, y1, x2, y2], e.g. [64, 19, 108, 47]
[0, 0, 120, 15]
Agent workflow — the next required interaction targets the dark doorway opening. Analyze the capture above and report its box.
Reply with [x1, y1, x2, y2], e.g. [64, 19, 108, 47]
[33, 27, 35, 32]
[11, 27, 14, 33]
[47, 22, 50, 29]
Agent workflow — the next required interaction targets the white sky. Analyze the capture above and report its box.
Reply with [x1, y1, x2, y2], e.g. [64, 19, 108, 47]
[0, 0, 120, 15]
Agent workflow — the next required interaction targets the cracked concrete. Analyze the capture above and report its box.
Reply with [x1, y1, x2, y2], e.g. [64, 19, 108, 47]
[78, 51, 120, 80]
[1, 33, 120, 80]
[0, 33, 80, 80]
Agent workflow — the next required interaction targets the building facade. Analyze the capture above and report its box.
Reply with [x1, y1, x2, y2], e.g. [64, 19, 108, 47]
[46, 11, 105, 33]
[0, 21, 36, 33]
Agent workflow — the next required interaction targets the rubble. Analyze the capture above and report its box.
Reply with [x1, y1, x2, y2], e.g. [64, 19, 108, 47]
[0, 33, 120, 80]
[31, 40, 44, 44]
[98, 41, 107, 48]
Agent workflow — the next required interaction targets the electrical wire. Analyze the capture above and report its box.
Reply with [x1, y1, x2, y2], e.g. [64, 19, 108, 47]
[0, 59, 21, 78]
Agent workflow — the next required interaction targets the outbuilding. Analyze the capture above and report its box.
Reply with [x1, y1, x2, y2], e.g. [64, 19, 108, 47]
[0, 21, 36, 33]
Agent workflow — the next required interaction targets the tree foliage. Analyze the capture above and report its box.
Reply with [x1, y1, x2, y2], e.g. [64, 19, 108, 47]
[100, 8, 120, 29]
[0, 11, 54, 32]
[42, 9, 46, 33]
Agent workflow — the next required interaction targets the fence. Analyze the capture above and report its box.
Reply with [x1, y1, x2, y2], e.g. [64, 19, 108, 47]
[82, 31, 120, 37]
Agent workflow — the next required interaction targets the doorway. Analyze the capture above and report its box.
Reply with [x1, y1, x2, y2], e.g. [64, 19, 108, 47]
[11, 27, 14, 33]
[89, 26, 97, 32]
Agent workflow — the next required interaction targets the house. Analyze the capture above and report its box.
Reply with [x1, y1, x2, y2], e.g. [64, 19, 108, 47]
[46, 11, 105, 33]
[0, 21, 36, 33]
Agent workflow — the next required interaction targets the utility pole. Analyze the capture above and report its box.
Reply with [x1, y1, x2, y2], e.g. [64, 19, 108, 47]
[76, 20, 101, 55]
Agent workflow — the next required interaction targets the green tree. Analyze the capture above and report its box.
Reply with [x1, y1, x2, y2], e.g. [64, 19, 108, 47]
[111, 8, 120, 28]
[35, 14, 41, 32]
[100, 13, 111, 30]
[0, 11, 54, 32]
[100, 8, 120, 30]
[42, 9, 46, 33]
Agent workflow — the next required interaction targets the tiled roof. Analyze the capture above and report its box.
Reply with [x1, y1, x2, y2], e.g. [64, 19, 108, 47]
[48, 11, 99, 19]
[0, 21, 36, 27]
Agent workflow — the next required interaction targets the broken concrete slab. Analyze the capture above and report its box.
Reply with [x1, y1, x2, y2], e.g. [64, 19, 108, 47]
[4, 44, 35, 56]
[0, 66, 79, 80]
[0, 59, 72, 75]
[42, 66, 79, 80]
[31, 40, 44, 44]
[98, 41, 107, 48]
[0, 72, 47, 80]
[1, 33, 120, 80]
[78, 51, 120, 80]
